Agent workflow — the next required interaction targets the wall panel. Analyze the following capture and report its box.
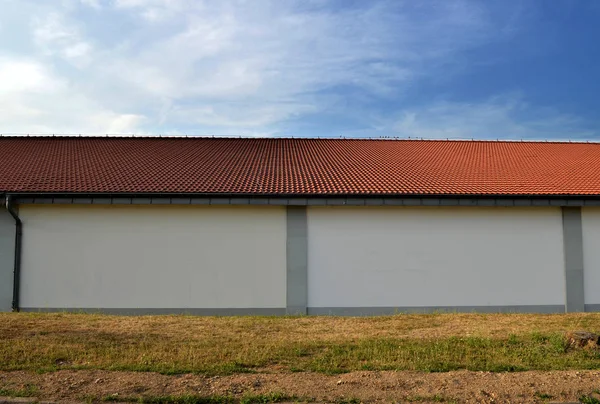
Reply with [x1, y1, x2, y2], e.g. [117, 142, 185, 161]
[308, 206, 565, 310]
[19, 204, 286, 310]
[582, 208, 600, 306]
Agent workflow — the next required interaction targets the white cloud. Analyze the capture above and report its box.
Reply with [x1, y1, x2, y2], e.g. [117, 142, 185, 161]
[388, 94, 596, 140]
[0, 58, 145, 134]
[0, 60, 61, 93]
[31, 12, 92, 67]
[79, 0, 101, 9]
[169, 101, 316, 129]
[113, 0, 187, 22]
[89, 0, 506, 132]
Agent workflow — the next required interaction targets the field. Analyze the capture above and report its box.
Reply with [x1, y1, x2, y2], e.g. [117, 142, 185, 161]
[2, 312, 600, 403]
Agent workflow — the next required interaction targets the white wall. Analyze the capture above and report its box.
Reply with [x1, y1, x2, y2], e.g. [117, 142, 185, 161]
[308, 206, 565, 308]
[582, 208, 600, 305]
[19, 204, 286, 309]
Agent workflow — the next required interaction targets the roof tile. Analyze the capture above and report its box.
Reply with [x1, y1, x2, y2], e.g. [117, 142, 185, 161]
[1, 137, 600, 196]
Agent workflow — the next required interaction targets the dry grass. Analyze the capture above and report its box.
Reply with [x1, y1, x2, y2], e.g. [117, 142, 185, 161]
[2, 312, 600, 375]
[4, 311, 600, 340]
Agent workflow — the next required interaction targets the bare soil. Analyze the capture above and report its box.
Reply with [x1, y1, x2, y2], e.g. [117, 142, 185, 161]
[2, 369, 600, 403]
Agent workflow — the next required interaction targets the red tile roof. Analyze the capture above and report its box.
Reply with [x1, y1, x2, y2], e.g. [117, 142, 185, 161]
[1, 136, 600, 196]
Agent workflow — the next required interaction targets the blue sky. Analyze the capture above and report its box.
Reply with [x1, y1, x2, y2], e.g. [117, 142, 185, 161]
[1, 0, 599, 139]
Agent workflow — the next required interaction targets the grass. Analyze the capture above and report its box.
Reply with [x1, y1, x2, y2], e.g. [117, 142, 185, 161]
[581, 396, 600, 404]
[332, 399, 360, 404]
[2, 312, 600, 375]
[0, 383, 39, 397]
[406, 395, 457, 403]
[534, 392, 554, 401]
[581, 390, 600, 404]
[99, 392, 294, 404]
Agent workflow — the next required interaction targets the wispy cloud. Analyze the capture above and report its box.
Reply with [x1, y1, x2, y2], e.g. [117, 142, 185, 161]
[0, 0, 595, 137]
[387, 94, 597, 140]
[79, 0, 101, 10]
[32, 12, 93, 67]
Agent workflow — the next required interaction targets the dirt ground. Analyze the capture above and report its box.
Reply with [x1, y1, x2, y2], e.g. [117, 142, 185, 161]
[2, 369, 600, 403]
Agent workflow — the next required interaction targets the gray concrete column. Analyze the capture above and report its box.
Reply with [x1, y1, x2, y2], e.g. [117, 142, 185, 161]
[0, 209, 15, 312]
[562, 207, 585, 312]
[286, 206, 308, 315]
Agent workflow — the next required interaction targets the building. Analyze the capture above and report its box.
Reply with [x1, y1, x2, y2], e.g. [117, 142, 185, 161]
[1, 136, 600, 315]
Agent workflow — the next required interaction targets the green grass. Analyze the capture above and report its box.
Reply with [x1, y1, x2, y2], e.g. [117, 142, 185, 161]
[406, 395, 457, 403]
[2, 313, 600, 375]
[332, 399, 360, 404]
[3, 332, 598, 375]
[240, 392, 295, 404]
[534, 391, 554, 400]
[581, 390, 600, 404]
[103, 394, 234, 403]
[0, 384, 39, 397]
[100, 392, 294, 404]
